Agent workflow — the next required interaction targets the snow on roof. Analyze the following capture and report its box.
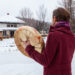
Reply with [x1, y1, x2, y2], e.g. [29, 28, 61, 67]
[0, 27, 18, 31]
[0, 15, 25, 23]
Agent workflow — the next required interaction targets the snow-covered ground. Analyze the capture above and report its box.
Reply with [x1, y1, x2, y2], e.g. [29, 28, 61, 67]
[0, 38, 75, 75]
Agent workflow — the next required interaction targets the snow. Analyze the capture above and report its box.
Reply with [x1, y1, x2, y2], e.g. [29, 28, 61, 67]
[0, 15, 24, 23]
[0, 38, 43, 75]
[0, 38, 75, 75]
[0, 52, 43, 75]
[0, 27, 18, 31]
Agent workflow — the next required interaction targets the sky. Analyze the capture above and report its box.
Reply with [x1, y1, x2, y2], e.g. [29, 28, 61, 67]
[0, 0, 61, 22]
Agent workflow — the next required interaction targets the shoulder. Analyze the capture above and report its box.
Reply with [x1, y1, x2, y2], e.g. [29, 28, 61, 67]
[48, 31, 60, 41]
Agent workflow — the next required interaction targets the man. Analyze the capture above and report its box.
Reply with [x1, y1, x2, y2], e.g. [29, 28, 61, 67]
[24, 7, 75, 75]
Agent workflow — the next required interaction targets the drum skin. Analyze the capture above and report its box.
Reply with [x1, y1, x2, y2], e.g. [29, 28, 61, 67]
[14, 26, 45, 57]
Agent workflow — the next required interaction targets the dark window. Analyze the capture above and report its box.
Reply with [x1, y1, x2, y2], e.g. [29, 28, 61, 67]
[7, 24, 10, 27]
[3, 31, 6, 36]
[7, 24, 17, 27]
[10, 31, 14, 37]
[14, 24, 17, 27]
[11, 25, 13, 27]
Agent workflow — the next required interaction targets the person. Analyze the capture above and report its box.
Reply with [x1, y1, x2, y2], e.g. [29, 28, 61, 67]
[24, 7, 75, 75]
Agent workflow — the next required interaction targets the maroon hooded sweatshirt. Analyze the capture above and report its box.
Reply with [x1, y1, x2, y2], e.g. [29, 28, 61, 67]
[25, 25, 75, 75]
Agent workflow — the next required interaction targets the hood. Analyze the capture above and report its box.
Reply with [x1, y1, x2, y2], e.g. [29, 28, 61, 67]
[49, 26, 74, 36]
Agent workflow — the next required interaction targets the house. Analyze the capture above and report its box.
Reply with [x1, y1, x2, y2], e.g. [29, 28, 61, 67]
[0, 13, 25, 40]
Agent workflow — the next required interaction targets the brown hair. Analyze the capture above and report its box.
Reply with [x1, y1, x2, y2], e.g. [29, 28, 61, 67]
[53, 7, 70, 22]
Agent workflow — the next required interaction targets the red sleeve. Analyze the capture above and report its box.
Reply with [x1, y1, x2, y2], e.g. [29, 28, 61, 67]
[26, 33, 58, 67]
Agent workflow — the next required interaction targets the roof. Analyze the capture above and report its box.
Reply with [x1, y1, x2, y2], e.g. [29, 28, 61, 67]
[0, 15, 25, 23]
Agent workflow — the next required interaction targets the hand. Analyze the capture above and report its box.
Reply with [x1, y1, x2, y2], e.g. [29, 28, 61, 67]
[24, 41, 30, 49]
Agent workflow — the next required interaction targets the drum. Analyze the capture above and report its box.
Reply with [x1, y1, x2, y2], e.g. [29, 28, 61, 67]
[14, 26, 44, 57]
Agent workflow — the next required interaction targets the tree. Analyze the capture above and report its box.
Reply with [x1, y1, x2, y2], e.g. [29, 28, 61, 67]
[37, 5, 47, 22]
[20, 8, 33, 24]
[35, 20, 50, 34]
[19, 6, 49, 33]
[36, 5, 47, 31]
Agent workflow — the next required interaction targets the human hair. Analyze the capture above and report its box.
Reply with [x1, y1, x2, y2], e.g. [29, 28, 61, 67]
[53, 7, 70, 22]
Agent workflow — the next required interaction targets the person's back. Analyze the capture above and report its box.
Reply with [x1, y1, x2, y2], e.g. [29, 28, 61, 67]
[57, 27, 75, 75]
[43, 25, 75, 75]
[56, 27, 75, 65]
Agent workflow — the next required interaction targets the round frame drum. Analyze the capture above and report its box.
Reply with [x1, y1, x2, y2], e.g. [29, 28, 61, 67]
[14, 26, 44, 57]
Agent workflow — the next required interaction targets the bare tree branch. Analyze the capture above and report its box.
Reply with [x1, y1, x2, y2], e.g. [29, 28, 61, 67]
[37, 5, 47, 22]
[20, 8, 33, 19]
[36, 5, 48, 32]
[20, 7, 34, 25]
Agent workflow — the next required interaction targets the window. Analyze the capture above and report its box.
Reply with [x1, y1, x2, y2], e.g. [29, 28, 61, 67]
[14, 24, 17, 27]
[3, 31, 6, 36]
[7, 24, 10, 27]
[11, 25, 13, 27]
[7, 24, 17, 27]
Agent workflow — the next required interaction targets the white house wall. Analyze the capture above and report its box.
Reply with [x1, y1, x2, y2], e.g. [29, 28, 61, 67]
[0, 23, 25, 28]
[0, 23, 7, 28]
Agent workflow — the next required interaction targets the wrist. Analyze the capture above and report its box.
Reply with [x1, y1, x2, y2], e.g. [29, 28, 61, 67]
[25, 45, 34, 52]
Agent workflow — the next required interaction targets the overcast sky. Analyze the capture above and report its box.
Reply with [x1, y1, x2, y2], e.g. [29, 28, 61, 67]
[0, 0, 61, 22]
